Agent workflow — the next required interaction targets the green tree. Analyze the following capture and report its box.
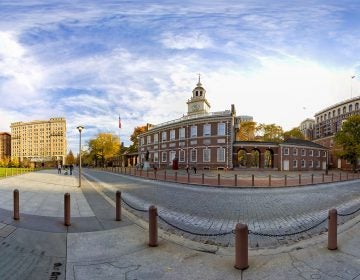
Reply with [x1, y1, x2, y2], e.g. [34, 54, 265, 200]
[66, 150, 75, 165]
[88, 133, 120, 166]
[256, 123, 284, 143]
[335, 115, 360, 171]
[283, 127, 305, 140]
[237, 121, 257, 141]
[128, 125, 147, 153]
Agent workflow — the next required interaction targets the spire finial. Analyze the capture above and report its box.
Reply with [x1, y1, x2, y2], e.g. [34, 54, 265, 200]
[197, 73, 201, 86]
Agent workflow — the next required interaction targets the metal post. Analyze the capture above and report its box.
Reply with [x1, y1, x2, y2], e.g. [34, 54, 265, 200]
[328, 208, 337, 250]
[234, 223, 249, 270]
[322, 173, 325, 183]
[311, 174, 314, 184]
[175, 171, 177, 182]
[77, 126, 84, 188]
[234, 174, 237, 187]
[116, 191, 121, 221]
[187, 173, 190, 183]
[148, 205, 158, 247]
[164, 170, 166, 180]
[154, 170, 157, 179]
[64, 193, 71, 226]
[298, 174, 301, 185]
[268, 174, 271, 187]
[285, 174, 287, 186]
[252, 174, 254, 187]
[13, 189, 19, 220]
[202, 173, 204, 184]
[218, 174, 220, 186]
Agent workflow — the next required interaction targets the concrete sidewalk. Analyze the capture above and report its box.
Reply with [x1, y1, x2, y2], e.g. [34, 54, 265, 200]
[0, 169, 359, 279]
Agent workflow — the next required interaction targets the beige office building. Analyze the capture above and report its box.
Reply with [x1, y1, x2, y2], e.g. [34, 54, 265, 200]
[10, 118, 67, 165]
[0, 132, 11, 159]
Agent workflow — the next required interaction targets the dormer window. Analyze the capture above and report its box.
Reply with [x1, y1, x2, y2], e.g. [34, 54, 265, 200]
[200, 91, 203, 96]
[196, 91, 198, 96]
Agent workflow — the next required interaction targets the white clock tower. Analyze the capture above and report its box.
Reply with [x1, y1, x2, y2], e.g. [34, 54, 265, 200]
[187, 75, 211, 115]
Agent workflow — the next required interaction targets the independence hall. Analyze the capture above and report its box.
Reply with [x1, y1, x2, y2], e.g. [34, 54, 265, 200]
[138, 77, 328, 171]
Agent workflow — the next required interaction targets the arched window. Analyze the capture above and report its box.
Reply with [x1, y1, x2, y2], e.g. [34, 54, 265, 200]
[328, 112, 331, 119]
[349, 104, 353, 112]
[333, 110, 336, 117]
[355, 103, 359, 110]
[343, 106, 346, 114]
[338, 108, 341, 115]
[200, 91, 203, 96]
[195, 91, 198, 96]
[320, 116, 323, 122]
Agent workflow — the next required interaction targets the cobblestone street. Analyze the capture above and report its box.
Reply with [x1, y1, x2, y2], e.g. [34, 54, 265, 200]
[83, 169, 360, 248]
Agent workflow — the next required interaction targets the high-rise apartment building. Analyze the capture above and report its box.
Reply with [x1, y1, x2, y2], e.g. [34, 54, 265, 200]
[10, 118, 67, 164]
[0, 132, 11, 159]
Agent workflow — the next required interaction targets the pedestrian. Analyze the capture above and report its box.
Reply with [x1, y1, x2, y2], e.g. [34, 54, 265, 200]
[69, 164, 73, 175]
[193, 166, 197, 174]
[185, 164, 189, 174]
[57, 163, 61, 174]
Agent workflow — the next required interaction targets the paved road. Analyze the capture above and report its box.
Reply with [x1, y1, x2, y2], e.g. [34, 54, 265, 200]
[0, 169, 359, 279]
[83, 168, 360, 248]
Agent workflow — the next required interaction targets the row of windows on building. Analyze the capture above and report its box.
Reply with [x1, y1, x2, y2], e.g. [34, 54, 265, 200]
[283, 147, 327, 157]
[141, 123, 226, 145]
[292, 159, 324, 168]
[142, 147, 227, 163]
[317, 103, 359, 123]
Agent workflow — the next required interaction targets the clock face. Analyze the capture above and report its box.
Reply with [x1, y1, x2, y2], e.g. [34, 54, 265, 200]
[192, 104, 200, 111]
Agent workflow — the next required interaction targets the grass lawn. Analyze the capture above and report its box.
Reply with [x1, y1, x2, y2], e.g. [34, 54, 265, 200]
[0, 168, 34, 178]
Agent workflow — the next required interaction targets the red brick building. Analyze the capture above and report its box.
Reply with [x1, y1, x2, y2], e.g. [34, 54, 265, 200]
[138, 78, 328, 171]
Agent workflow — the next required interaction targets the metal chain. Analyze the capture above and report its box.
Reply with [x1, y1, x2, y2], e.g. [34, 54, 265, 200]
[249, 216, 328, 237]
[158, 214, 234, 237]
[338, 207, 360, 217]
[121, 197, 148, 212]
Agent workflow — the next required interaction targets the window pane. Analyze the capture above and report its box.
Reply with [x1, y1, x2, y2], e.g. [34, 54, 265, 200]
[218, 123, 225, 135]
[191, 126, 197, 137]
[203, 124, 211, 136]
[203, 149, 210, 162]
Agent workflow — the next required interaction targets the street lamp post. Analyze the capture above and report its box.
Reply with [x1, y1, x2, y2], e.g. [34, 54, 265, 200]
[77, 126, 84, 187]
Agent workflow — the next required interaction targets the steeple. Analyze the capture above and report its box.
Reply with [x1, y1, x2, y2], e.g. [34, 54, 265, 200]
[197, 73, 202, 86]
[187, 74, 211, 115]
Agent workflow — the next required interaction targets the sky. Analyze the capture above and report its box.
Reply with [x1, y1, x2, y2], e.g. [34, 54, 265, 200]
[1, 0, 360, 154]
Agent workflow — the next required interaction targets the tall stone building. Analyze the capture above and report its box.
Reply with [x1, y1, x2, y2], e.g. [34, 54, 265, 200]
[10, 118, 67, 165]
[311, 96, 360, 169]
[0, 132, 11, 159]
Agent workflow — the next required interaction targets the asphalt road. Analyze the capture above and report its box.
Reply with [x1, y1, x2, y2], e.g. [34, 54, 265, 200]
[83, 168, 360, 248]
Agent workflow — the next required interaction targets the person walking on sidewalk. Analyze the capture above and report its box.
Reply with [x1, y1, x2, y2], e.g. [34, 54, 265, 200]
[185, 164, 189, 174]
[69, 164, 73, 175]
[57, 163, 62, 174]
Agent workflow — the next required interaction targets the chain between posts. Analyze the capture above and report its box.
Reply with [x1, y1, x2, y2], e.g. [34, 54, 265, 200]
[338, 207, 360, 217]
[121, 197, 148, 212]
[158, 214, 235, 237]
[249, 216, 328, 237]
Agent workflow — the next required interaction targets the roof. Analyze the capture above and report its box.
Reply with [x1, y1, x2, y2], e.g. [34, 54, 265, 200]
[281, 138, 328, 149]
[234, 141, 278, 146]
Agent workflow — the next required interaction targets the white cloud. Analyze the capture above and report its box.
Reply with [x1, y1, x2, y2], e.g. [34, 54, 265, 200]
[0, 32, 45, 107]
[205, 58, 355, 130]
[160, 32, 213, 50]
